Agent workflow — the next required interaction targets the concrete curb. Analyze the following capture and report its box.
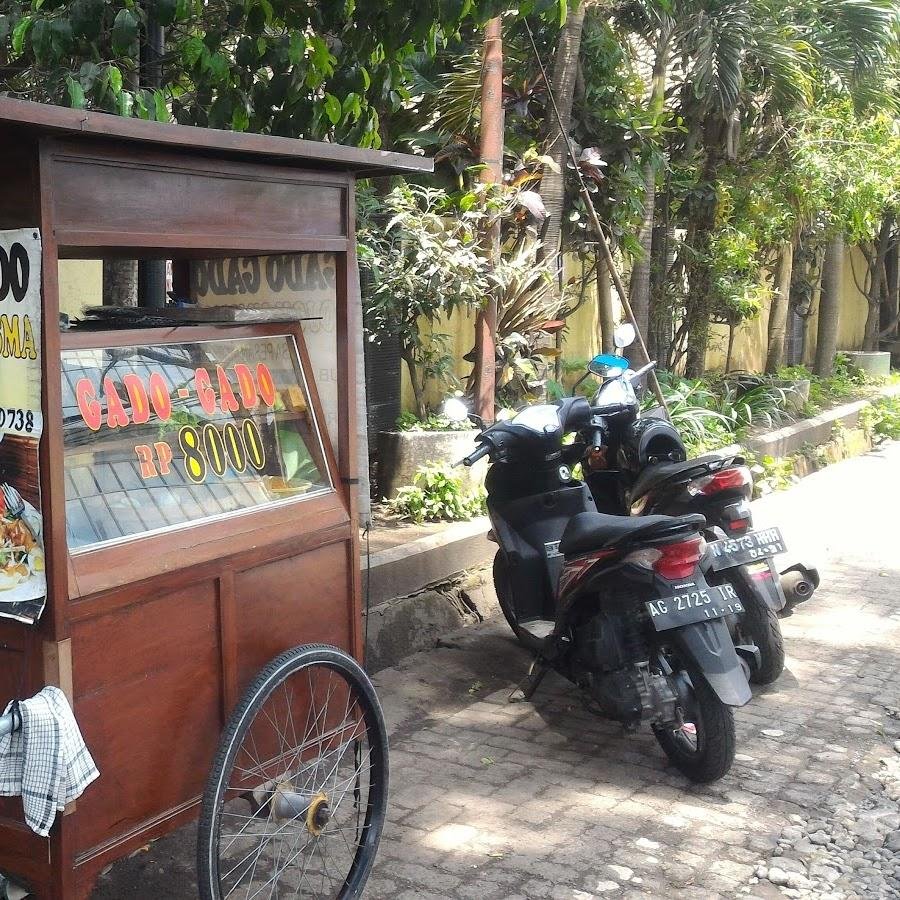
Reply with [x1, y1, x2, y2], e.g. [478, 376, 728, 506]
[744, 384, 900, 458]
[363, 515, 491, 607]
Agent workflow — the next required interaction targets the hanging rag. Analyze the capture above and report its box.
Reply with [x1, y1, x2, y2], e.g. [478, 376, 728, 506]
[0, 686, 99, 837]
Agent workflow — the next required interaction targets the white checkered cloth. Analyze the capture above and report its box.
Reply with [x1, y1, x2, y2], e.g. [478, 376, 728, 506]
[0, 686, 99, 837]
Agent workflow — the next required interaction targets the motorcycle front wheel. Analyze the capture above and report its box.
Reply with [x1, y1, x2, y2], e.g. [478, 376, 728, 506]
[492, 551, 529, 647]
[653, 668, 735, 783]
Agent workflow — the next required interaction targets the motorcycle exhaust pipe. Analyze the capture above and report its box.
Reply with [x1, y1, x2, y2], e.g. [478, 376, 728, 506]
[779, 564, 820, 612]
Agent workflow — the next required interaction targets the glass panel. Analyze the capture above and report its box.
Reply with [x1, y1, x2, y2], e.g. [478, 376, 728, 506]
[61, 334, 333, 552]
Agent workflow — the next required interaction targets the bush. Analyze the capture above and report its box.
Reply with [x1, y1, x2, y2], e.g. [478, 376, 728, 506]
[388, 463, 485, 524]
[395, 412, 473, 432]
[867, 396, 900, 441]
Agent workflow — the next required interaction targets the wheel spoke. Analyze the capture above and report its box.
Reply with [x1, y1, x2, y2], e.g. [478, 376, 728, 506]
[201, 651, 386, 900]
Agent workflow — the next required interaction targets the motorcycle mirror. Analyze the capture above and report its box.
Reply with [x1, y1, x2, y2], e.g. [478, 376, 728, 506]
[442, 397, 470, 423]
[613, 322, 636, 349]
[588, 353, 629, 379]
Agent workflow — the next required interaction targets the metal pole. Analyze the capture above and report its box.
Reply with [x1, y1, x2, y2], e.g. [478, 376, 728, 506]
[524, 21, 670, 419]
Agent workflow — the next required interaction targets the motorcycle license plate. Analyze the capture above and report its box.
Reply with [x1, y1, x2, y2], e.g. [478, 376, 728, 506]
[646, 582, 744, 631]
[707, 527, 787, 572]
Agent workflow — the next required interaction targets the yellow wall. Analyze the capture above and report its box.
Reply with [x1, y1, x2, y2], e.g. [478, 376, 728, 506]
[58, 260, 103, 319]
[696, 245, 869, 374]
[53, 252, 867, 416]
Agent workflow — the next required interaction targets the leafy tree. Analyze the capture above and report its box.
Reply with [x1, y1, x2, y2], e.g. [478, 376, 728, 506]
[0, 0, 513, 146]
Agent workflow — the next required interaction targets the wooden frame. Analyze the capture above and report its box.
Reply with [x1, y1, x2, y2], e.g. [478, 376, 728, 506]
[0, 98, 432, 899]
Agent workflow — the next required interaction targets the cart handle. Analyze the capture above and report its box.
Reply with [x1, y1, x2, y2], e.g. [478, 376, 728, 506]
[0, 705, 21, 739]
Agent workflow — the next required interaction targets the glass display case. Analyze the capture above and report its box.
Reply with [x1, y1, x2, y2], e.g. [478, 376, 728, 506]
[60, 332, 334, 551]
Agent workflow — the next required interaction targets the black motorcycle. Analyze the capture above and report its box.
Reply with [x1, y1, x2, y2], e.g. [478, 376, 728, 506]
[573, 330, 819, 685]
[458, 397, 751, 783]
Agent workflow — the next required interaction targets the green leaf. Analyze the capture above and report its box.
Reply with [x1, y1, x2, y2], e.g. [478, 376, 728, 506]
[78, 60, 101, 91]
[288, 31, 305, 66]
[49, 18, 73, 57]
[175, 0, 191, 19]
[154, 0, 178, 26]
[30, 19, 51, 64]
[135, 89, 153, 120]
[235, 35, 256, 68]
[65, 75, 86, 109]
[12, 16, 33, 57]
[107, 64, 123, 96]
[153, 90, 170, 123]
[323, 93, 341, 125]
[70, 0, 103, 41]
[208, 51, 230, 82]
[181, 35, 206, 67]
[111, 8, 139, 55]
[117, 89, 134, 117]
[231, 103, 249, 132]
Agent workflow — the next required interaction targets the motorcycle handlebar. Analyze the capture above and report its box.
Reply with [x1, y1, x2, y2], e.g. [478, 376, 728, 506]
[460, 443, 491, 467]
[627, 360, 657, 382]
[590, 402, 633, 418]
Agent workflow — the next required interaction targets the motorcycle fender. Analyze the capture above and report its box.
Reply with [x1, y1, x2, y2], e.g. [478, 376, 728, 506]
[670, 619, 752, 707]
[732, 560, 787, 613]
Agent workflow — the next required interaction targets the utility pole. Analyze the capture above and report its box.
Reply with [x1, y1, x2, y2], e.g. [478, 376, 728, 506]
[473, 16, 503, 424]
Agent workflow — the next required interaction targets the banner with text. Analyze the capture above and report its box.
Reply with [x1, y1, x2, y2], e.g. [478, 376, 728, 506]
[0, 229, 46, 624]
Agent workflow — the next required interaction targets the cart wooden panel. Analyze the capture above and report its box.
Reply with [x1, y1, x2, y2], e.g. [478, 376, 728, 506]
[0, 98, 432, 899]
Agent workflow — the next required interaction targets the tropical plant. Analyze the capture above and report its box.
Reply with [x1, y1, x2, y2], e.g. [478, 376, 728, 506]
[358, 182, 491, 419]
[388, 462, 486, 523]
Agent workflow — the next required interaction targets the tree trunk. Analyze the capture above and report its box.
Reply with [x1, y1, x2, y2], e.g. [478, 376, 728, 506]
[683, 119, 726, 379]
[595, 249, 615, 353]
[539, 2, 586, 265]
[628, 34, 669, 352]
[765, 240, 794, 374]
[884, 240, 900, 339]
[814, 234, 844, 377]
[402, 349, 427, 421]
[725, 323, 736, 373]
[103, 260, 138, 306]
[864, 213, 893, 350]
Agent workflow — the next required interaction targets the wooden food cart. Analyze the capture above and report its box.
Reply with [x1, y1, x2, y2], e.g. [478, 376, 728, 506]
[0, 98, 430, 899]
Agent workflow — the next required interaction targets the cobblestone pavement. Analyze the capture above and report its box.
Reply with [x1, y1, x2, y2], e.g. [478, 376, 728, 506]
[90, 443, 900, 899]
[365, 443, 900, 900]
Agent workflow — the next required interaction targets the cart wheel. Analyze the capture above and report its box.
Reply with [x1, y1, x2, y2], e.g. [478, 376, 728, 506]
[198, 644, 388, 900]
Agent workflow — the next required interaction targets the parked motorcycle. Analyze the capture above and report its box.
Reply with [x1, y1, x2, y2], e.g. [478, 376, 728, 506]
[455, 396, 752, 782]
[574, 326, 819, 684]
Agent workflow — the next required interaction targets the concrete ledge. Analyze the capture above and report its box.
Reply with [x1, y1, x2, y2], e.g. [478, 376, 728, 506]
[745, 385, 900, 458]
[363, 565, 498, 671]
[363, 515, 492, 607]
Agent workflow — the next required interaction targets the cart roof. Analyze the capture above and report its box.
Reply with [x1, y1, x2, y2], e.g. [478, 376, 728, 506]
[0, 97, 434, 178]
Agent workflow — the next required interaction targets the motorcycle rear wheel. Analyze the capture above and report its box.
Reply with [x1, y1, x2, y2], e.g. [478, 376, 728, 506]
[653, 669, 735, 783]
[737, 581, 785, 685]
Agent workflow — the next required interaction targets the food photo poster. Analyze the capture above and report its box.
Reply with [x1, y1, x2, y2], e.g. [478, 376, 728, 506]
[0, 229, 46, 624]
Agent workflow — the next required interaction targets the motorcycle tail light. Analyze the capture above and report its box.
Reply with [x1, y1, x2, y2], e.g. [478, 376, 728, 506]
[652, 537, 703, 580]
[623, 548, 662, 570]
[685, 465, 752, 498]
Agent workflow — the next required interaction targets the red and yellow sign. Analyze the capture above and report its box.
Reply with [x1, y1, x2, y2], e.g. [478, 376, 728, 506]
[74, 362, 278, 485]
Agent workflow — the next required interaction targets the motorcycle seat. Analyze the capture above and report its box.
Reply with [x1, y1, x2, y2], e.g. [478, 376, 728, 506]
[630, 453, 743, 501]
[559, 511, 707, 557]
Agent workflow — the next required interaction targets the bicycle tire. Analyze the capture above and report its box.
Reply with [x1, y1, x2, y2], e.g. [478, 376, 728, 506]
[197, 644, 389, 900]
